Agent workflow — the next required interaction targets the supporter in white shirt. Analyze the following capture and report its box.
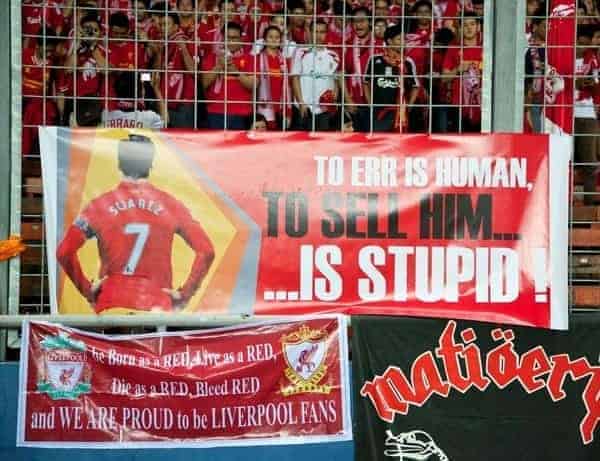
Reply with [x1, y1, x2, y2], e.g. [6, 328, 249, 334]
[102, 71, 167, 129]
[290, 19, 351, 130]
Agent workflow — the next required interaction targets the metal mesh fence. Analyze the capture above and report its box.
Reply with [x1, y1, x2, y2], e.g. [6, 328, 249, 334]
[40, 2, 600, 326]
[522, 0, 600, 309]
[17, 0, 490, 317]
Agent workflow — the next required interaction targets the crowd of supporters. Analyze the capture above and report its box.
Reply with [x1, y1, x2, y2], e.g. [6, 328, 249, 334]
[523, 0, 600, 204]
[21, 0, 488, 154]
[19, 1, 600, 161]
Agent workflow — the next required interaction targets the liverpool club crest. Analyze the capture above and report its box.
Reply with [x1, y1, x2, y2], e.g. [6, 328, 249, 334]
[37, 332, 91, 400]
[280, 325, 331, 396]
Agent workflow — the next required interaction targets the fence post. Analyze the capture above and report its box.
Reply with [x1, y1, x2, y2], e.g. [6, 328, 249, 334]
[490, 0, 526, 132]
[0, 2, 16, 361]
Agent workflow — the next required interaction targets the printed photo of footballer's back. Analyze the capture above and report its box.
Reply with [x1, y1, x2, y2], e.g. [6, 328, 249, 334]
[56, 134, 215, 314]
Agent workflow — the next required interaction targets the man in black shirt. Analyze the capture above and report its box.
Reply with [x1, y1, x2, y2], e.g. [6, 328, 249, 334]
[363, 24, 420, 132]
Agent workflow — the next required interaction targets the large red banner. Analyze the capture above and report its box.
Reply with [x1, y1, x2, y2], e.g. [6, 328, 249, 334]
[17, 317, 351, 448]
[40, 130, 570, 328]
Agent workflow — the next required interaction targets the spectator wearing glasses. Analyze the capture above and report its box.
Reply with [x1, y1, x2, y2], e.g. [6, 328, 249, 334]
[363, 23, 419, 132]
[201, 21, 257, 129]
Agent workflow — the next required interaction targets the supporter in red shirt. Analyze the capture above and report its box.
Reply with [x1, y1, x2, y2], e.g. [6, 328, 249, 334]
[106, 12, 149, 110]
[44, 1, 75, 37]
[431, 25, 454, 132]
[177, 0, 203, 124]
[374, 0, 396, 25]
[345, 7, 383, 131]
[388, 0, 405, 20]
[22, 30, 61, 156]
[157, 11, 197, 127]
[323, 0, 352, 48]
[22, 0, 44, 49]
[434, 0, 461, 32]
[256, 25, 291, 129]
[442, 12, 482, 132]
[134, 0, 155, 38]
[288, 3, 309, 45]
[201, 21, 257, 128]
[198, 0, 238, 55]
[374, 17, 387, 41]
[236, 0, 272, 43]
[178, 0, 198, 37]
[252, 10, 297, 59]
[57, 13, 107, 125]
[108, 12, 147, 70]
[406, 0, 433, 131]
[57, 134, 214, 313]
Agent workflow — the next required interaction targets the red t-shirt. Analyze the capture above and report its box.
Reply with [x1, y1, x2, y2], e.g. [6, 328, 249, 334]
[57, 181, 214, 313]
[443, 44, 483, 121]
[434, 0, 461, 30]
[290, 26, 309, 45]
[160, 30, 198, 107]
[109, 41, 147, 70]
[202, 52, 255, 116]
[45, 1, 72, 35]
[236, 0, 271, 42]
[22, 3, 43, 37]
[22, 47, 52, 97]
[406, 29, 431, 76]
[57, 46, 107, 97]
[105, 40, 147, 110]
[258, 51, 289, 115]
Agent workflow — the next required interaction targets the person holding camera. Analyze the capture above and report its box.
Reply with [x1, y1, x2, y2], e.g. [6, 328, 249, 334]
[57, 13, 107, 126]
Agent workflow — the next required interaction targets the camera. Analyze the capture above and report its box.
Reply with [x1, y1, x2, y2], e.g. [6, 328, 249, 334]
[81, 25, 98, 47]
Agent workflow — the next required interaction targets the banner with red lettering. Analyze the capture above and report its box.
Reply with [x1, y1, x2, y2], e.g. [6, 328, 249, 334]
[352, 315, 600, 460]
[17, 316, 351, 448]
[40, 129, 570, 329]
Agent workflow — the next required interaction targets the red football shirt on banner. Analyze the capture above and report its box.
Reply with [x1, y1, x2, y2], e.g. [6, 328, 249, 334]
[544, 0, 576, 133]
[57, 181, 214, 313]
